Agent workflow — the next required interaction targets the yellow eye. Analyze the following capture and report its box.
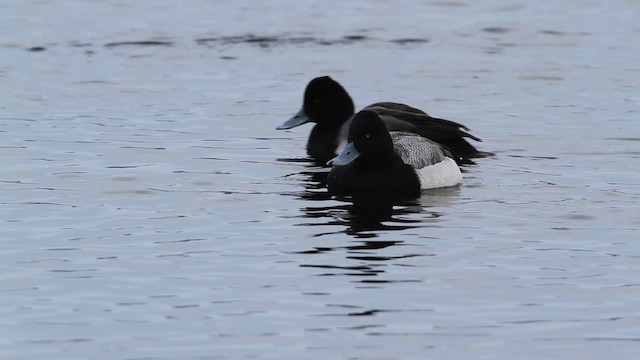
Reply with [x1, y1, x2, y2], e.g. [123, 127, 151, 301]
[365, 133, 370, 139]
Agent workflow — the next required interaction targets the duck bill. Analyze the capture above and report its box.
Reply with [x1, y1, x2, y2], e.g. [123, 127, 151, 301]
[276, 108, 311, 130]
[327, 142, 360, 166]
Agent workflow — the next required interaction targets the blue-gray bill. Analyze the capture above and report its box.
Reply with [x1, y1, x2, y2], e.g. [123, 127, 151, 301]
[276, 108, 311, 130]
[327, 142, 359, 166]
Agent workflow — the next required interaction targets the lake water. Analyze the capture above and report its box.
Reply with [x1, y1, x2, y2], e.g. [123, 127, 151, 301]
[1, 1, 639, 359]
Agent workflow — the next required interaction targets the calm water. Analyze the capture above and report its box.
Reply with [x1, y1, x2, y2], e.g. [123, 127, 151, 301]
[2, 1, 639, 359]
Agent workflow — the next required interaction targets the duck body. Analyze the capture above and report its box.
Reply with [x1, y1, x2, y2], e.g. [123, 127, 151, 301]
[278, 76, 482, 163]
[390, 131, 463, 190]
[328, 151, 422, 199]
[327, 110, 462, 199]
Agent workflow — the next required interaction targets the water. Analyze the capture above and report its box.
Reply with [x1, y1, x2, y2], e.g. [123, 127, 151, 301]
[2, 1, 639, 359]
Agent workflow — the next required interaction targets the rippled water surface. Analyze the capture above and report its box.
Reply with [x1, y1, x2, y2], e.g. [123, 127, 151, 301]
[2, 1, 639, 359]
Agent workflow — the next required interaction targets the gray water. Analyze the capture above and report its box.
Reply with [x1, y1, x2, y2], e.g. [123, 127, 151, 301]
[2, 1, 639, 359]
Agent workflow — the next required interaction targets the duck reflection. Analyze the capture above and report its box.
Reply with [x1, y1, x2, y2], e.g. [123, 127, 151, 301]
[299, 194, 441, 235]
[278, 156, 333, 201]
[279, 157, 460, 235]
[279, 157, 461, 280]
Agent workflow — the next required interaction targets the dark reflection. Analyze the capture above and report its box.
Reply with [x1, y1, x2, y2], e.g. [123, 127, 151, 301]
[296, 235, 436, 280]
[279, 156, 457, 235]
[294, 197, 444, 239]
[280, 157, 459, 280]
[298, 240, 401, 255]
[278, 156, 333, 201]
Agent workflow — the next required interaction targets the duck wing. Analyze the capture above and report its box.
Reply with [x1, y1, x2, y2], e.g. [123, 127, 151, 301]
[364, 102, 481, 142]
[390, 132, 456, 168]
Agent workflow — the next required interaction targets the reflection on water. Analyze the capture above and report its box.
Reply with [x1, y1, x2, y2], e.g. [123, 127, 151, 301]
[295, 236, 431, 281]
[279, 157, 457, 237]
[278, 158, 333, 201]
[297, 199, 444, 236]
[279, 158, 457, 280]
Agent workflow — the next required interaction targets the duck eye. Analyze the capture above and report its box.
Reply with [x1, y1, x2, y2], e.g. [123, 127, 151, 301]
[365, 133, 371, 139]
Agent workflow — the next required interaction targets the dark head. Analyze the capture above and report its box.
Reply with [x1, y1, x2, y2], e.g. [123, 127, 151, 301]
[277, 76, 355, 130]
[329, 110, 395, 168]
[303, 76, 354, 126]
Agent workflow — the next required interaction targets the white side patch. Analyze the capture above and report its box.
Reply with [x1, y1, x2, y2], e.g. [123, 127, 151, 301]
[336, 136, 347, 154]
[415, 157, 462, 189]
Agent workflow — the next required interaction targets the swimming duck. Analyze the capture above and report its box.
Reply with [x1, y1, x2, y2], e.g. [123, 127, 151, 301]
[277, 76, 482, 163]
[327, 110, 462, 198]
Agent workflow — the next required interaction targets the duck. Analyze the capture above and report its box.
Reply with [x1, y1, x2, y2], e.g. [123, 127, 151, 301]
[277, 76, 482, 163]
[327, 110, 462, 198]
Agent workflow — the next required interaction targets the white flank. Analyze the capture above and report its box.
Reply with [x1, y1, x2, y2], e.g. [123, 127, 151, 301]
[415, 157, 462, 189]
[335, 136, 347, 153]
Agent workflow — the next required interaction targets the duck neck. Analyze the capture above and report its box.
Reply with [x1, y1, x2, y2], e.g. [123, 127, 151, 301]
[316, 89, 355, 130]
[356, 150, 397, 170]
[307, 125, 342, 163]
[324, 102, 354, 130]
